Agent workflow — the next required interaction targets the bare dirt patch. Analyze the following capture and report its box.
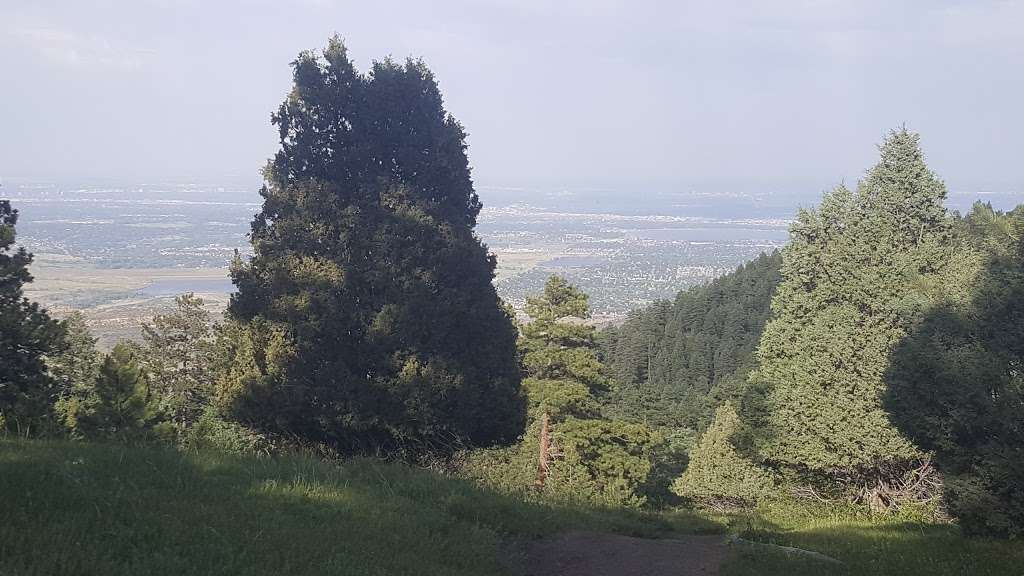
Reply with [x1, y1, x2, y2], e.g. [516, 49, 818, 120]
[503, 531, 728, 576]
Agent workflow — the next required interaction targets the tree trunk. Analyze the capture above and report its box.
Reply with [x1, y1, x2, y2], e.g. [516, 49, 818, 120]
[534, 411, 552, 490]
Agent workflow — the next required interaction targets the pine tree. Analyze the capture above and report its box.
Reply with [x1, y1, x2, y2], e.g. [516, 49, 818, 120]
[49, 312, 101, 435]
[77, 343, 155, 440]
[520, 276, 604, 488]
[0, 200, 63, 434]
[751, 130, 953, 492]
[223, 37, 523, 451]
[600, 251, 781, 431]
[141, 294, 215, 433]
[519, 276, 658, 505]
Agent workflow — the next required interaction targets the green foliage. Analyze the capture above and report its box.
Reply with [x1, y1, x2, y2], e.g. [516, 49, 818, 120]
[461, 417, 662, 508]
[75, 343, 157, 440]
[180, 406, 272, 455]
[600, 251, 781, 431]
[887, 203, 1024, 536]
[521, 377, 599, 421]
[467, 276, 658, 506]
[520, 276, 607, 415]
[0, 439, 707, 575]
[225, 37, 523, 451]
[49, 312, 101, 436]
[751, 130, 954, 477]
[523, 277, 658, 505]
[639, 427, 696, 507]
[0, 200, 63, 435]
[141, 294, 217, 435]
[672, 403, 774, 505]
[555, 417, 661, 507]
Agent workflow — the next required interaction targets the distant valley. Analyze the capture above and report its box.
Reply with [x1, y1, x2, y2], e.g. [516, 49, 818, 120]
[5, 180, 1019, 345]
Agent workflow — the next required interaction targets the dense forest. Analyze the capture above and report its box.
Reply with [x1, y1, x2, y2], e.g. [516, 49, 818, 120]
[599, 251, 781, 432]
[2, 37, 1024, 568]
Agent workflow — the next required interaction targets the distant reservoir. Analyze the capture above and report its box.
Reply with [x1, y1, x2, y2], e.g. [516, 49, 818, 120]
[140, 277, 237, 296]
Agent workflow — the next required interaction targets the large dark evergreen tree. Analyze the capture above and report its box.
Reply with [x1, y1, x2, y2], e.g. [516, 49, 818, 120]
[222, 38, 523, 450]
[0, 200, 63, 434]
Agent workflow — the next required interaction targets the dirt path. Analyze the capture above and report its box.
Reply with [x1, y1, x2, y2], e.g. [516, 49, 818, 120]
[503, 531, 729, 576]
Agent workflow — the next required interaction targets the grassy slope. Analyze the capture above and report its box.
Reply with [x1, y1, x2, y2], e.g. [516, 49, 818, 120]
[721, 503, 1024, 576]
[3, 439, 1022, 576]
[0, 439, 715, 576]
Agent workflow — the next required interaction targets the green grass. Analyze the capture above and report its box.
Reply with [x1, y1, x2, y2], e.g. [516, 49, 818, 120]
[720, 501, 1024, 576]
[3, 439, 1022, 575]
[0, 439, 714, 575]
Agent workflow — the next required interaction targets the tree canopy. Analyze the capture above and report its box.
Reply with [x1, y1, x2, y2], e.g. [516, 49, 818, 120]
[600, 251, 781, 431]
[887, 203, 1024, 536]
[223, 37, 523, 451]
[0, 200, 63, 434]
[749, 130, 955, 481]
[672, 402, 774, 505]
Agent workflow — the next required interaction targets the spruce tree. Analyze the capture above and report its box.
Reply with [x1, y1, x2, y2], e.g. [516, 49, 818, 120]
[751, 130, 953, 490]
[0, 200, 63, 434]
[223, 37, 523, 450]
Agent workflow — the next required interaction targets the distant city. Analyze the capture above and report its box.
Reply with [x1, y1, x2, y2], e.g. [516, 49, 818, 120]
[3, 180, 1021, 344]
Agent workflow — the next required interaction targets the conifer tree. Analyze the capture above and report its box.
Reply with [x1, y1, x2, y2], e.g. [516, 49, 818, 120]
[49, 312, 101, 435]
[519, 276, 658, 505]
[0, 200, 63, 434]
[672, 402, 774, 505]
[600, 251, 781, 431]
[141, 294, 215, 432]
[223, 37, 523, 450]
[751, 130, 953, 493]
[77, 343, 155, 440]
[888, 204, 1024, 536]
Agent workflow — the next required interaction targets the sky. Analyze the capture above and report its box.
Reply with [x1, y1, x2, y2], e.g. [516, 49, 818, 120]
[1, 0, 1022, 195]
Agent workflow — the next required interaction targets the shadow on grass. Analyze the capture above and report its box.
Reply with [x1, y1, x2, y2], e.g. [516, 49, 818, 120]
[0, 439, 719, 576]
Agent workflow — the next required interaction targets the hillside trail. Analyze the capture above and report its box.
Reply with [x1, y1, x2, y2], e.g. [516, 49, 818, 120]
[502, 531, 729, 576]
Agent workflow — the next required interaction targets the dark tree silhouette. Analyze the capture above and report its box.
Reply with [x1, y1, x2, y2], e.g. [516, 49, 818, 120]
[222, 38, 523, 451]
[887, 203, 1024, 536]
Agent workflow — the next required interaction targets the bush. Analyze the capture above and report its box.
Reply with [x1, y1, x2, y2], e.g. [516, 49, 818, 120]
[944, 468, 1024, 538]
[672, 403, 775, 507]
[181, 407, 271, 455]
[460, 419, 661, 508]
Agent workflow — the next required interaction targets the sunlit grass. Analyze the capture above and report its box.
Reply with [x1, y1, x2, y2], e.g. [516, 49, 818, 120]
[720, 501, 1024, 576]
[0, 439, 708, 575]
[4, 439, 1020, 575]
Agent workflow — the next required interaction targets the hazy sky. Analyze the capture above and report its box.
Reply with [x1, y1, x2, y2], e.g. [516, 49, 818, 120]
[1, 0, 1022, 193]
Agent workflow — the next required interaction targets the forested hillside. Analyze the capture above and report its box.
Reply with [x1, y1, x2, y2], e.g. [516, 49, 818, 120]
[4, 33, 1024, 575]
[599, 251, 781, 431]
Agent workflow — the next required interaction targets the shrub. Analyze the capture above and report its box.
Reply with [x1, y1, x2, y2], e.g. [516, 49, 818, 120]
[181, 407, 272, 455]
[672, 402, 774, 507]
